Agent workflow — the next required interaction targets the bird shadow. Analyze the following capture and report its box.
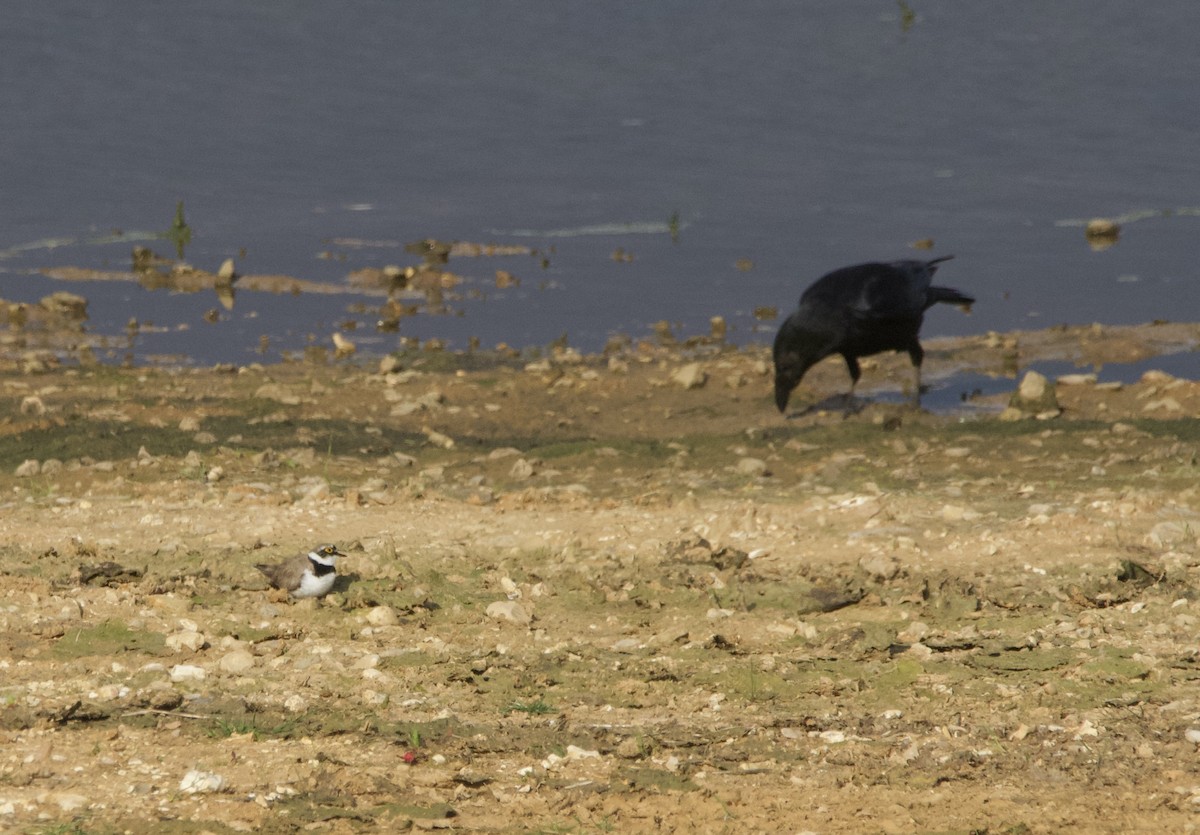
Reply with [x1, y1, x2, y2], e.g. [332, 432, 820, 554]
[332, 572, 360, 593]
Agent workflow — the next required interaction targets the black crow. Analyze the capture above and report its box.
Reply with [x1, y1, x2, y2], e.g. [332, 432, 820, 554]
[773, 256, 973, 412]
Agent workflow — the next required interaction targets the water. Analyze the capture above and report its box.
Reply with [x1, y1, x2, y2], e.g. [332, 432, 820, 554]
[2, 2, 1199, 366]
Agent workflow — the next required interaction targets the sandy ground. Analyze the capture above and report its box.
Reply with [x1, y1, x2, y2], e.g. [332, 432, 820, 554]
[1, 323, 1200, 833]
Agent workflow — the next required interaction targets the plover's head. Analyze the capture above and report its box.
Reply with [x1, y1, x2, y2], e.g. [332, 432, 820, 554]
[308, 544, 344, 566]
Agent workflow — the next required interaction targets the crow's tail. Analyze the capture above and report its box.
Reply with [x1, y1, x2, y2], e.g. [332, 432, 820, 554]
[928, 285, 974, 308]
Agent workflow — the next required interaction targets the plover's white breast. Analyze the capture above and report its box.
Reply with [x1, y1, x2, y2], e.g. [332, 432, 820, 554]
[293, 569, 336, 598]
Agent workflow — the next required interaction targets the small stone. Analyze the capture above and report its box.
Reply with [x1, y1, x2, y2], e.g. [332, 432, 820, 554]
[379, 355, 402, 374]
[51, 793, 90, 812]
[1184, 729, 1200, 744]
[179, 770, 227, 794]
[41, 291, 88, 320]
[735, 457, 769, 477]
[149, 594, 192, 615]
[672, 363, 708, 390]
[179, 416, 202, 432]
[510, 458, 537, 480]
[218, 650, 256, 675]
[941, 504, 981, 522]
[1142, 397, 1182, 413]
[165, 631, 206, 653]
[255, 383, 302, 405]
[15, 459, 39, 477]
[486, 600, 532, 625]
[1139, 369, 1174, 385]
[169, 664, 206, 683]
[616, 737, 645, 759]
[424, 428, 455, 449]
[206, 466, 224, 483]
[1010, 370, 1060, 416]
[1019, 370, 1047, 400]
[859, 554, 900, 582]
[19, 395, 46, 416]
[332, 332, 356, 358]
[366, 606, 399, 626]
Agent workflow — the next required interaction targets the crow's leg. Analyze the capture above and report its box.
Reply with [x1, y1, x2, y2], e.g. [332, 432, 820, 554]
[907, 343, 925, 408]
[838, 354, 865, 413]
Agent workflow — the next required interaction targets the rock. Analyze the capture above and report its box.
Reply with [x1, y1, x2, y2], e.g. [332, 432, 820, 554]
[50, 793, 90, 812]
[179, 416, 202, 432]
[40, 292, 88, 321]
[149, 594, 192, 615]
[1009, 371, 1060, 417]
[672, 363, 708, 390]
[735, 457, 769, 477]
[15, 459, 39, 477]
[19, 395, 46, 416]
[509, 458, 537, 480]
[179, 770, 226, 794]
[616, 737, 646, 759]
[366, 606, 399, 626]
[254, 383, 302, 405]
[1085, 218, 1120, 250]
[710, 316, 727, 340]
[859, 554, 901, 582]
[332, 332, 356, 358]
[1142, 397, 1182, 413]
[165, 631, 206, 653]
[379, 355, 402, 374]
[424, 428, 455, 449]
[486, 600, 532, 625]
[218, 650, 256, 675]
[169, 664, 206, 683]
[1019, 370, 1048, 400]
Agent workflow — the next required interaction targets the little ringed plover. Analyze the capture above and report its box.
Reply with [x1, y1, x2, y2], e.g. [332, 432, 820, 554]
[255, 543, 345, 598]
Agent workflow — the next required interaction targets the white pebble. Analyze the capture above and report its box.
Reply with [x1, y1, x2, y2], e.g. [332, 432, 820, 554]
[169, 664, 206, 683]
[179, 770, 226, 794]
[486, 600, 532, 625]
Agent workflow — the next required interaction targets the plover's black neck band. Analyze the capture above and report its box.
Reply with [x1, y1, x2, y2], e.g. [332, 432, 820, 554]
[307, 556, 336, 576]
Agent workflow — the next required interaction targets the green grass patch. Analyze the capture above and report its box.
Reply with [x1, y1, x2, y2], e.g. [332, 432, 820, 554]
[52, 619, 165, 660]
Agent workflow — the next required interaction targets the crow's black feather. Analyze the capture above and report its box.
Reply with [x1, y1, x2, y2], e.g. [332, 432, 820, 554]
[773, 256, 973, 412]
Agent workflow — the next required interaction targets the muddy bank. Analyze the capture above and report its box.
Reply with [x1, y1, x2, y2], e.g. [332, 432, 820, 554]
[1, 332, 1199, 833]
